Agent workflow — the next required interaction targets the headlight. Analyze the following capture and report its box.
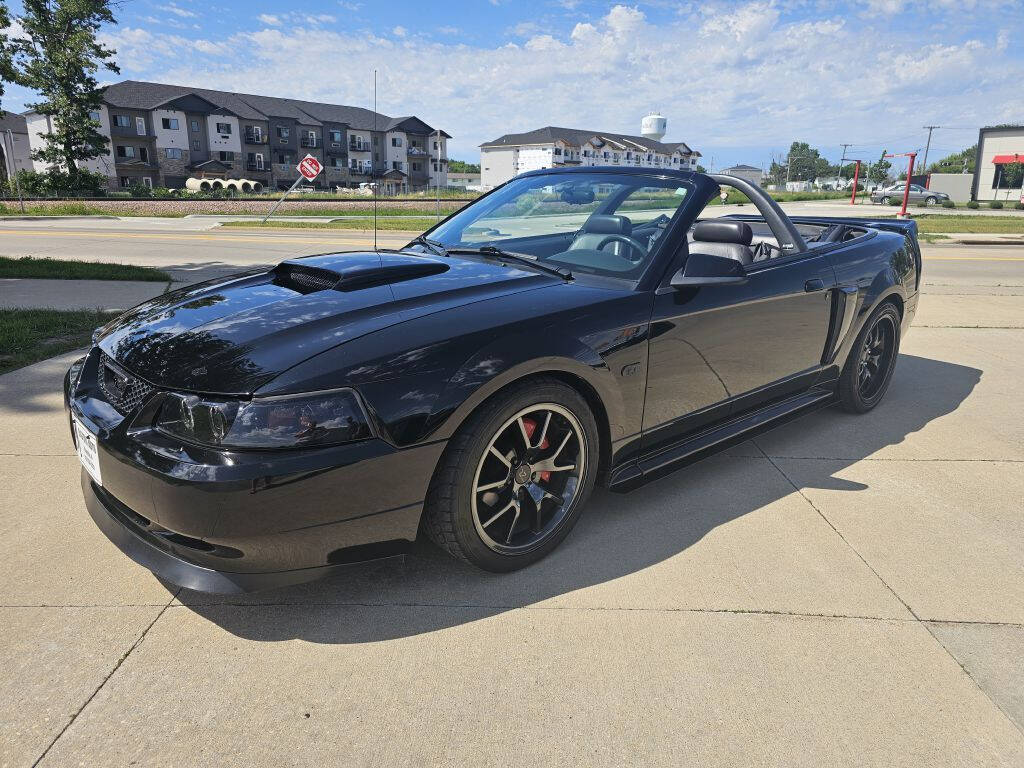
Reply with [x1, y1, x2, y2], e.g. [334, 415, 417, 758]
[156, 389, 372, 449]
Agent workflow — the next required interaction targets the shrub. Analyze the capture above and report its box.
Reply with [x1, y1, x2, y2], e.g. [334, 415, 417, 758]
[989, 200, 1004, 209]
[966, 200, 979, 209]
[1015, 201, 1024, 210]
[941, 199, 955, 208]
[888, 196, 902, 206]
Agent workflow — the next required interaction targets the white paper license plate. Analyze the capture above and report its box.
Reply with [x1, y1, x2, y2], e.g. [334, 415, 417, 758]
[73, 415, 102, 487]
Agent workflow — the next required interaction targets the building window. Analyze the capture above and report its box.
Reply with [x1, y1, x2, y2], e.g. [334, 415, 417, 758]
[192, 139, 201, 151]
[136, 117, 146, 135]
[276, 126, 290, 139]
[391, 137, 402, 147]
[88, 111, 101, 123]
[433, 141, 439, 150]
[249, 126, 263, 142]
[119, 176, 133, 187]
[142, 177, 153, 188]
[218, 151, 234, 162]
[432, 162, 438, 172]
[248, 152, 264, 170]
[392, 161, 403, 170]
[554, 148, 562, 156]
[116, 145, 136, 159]
[161, 117, 179, 130]
[165, 148, 182, 160]
[330, 130, 343, 143]
[330, 157, 344, 168]
[190, 119, 200, 132]
[216, 122, 232, 134]
[412, 162, 421, 172]
[113, 114, 131, 128]
[277, 153, 292, 165]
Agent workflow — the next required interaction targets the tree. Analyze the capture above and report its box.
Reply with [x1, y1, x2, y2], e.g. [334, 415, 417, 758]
[925, 145, 976, 175]
[10, 0, 118, 188]
[448, 159, 480, 174]
[868, 150, 891, 185]
[0, 1, 11, 114]
[767, 142, 832, 183]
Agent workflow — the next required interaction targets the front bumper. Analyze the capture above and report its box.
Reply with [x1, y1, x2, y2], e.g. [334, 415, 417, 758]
[66, 349, 446, 593]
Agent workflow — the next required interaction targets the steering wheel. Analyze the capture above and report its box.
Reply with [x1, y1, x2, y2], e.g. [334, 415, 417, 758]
[594, 234, 648, 263]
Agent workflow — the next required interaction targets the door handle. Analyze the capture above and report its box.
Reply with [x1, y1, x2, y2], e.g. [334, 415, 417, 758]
[804, 279, 825, 292]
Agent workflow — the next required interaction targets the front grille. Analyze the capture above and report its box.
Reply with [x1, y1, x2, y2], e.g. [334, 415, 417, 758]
[98, 353, 155, 414]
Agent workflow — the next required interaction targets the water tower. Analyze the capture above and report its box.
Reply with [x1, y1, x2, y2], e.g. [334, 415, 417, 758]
[641, 112, 667, 141]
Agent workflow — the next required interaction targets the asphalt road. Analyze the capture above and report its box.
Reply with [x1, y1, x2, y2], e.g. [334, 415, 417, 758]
[0, 212, 1022, 766]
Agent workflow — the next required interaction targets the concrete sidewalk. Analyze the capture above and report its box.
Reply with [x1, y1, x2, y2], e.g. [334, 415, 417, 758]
[0, 278, 170, 310]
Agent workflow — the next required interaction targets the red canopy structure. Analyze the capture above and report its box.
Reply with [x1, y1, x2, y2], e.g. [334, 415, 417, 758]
[992, 154, 1024, 164]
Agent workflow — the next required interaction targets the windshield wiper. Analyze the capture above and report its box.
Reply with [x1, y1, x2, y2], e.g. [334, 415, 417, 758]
[407, 235, 448, 258]
[448, 245, 572, 280]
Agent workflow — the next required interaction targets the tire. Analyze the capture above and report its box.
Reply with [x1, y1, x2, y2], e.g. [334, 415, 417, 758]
[423, 377, 600, 572]
[881, 196, 891, 205]
[926, 196, 937, 205]
[838, 303, 901, 413]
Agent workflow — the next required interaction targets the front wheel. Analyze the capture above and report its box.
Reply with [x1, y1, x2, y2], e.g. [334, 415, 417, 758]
[926, 196, 937, 205]
[838, 303, 901, 413]
[423, 378, 599, 571]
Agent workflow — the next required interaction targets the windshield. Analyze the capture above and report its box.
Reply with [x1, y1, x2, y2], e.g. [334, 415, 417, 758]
[421, 172, 694, 280]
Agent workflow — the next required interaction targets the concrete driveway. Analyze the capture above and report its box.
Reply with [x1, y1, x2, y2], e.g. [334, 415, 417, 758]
[1, 255, 1022, 765]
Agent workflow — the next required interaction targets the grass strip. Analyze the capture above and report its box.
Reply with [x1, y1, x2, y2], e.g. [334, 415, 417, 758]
[0, 309, 115, 375]
[0, 256, 171, 282]
[909, 214, 1024, 235]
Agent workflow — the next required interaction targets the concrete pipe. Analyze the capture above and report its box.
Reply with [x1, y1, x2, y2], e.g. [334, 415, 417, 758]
[249, 180, 264, 194]
[238, 180, 254, 193]
[185, 177, 213, 193]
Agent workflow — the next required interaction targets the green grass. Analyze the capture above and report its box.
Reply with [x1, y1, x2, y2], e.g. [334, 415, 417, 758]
[269, 206, 461, 217]
[0, 256, 171, 282]
[220, 217, 437, 231]
[0, 201, 120, 216]
[909, 215, 1024, 235]
[918, 233, 951, 243]
[0, 309, 115, 375]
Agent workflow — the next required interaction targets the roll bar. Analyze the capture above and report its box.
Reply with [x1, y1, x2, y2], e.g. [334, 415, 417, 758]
[709, 174, 807, 254]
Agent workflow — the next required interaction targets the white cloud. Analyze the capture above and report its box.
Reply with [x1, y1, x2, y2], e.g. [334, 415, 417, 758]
[92, 2, 1021, 162]
[393, 25, 408, 37]
[158, 3, 197, 19]
[257, 14, 281, 26]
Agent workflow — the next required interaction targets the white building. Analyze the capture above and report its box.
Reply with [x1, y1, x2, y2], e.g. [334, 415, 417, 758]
[972, 125, 1024, 202]
[479, 123, 700, 189]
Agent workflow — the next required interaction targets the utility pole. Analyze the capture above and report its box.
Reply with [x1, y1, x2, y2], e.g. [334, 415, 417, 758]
[921, 125, 940, 180]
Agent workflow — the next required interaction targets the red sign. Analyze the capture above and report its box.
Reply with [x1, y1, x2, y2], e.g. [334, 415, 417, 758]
[297, 154, 322, 180]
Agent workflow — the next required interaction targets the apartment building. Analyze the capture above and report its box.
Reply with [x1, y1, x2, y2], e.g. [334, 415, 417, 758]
[0, 112, 33, 183]
[23, 80, 450, 191]
[479, 125, 700, 189]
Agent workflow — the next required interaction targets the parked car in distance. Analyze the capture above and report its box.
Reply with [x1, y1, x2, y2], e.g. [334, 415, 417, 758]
[66, 169, 921, 593]
[871, 183, 949, 205]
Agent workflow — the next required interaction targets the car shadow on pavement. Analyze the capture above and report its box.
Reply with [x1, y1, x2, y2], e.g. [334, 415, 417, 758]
[176, 352, 981, 643]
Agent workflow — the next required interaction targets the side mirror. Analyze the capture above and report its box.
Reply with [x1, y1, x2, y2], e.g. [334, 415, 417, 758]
[670, 252, 748, 289]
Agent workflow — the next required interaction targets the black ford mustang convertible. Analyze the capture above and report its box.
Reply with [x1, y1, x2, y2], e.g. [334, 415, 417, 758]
[65, 169, 920, 592]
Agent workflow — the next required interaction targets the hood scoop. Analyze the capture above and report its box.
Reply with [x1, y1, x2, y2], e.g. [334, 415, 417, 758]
[273, 252, 450, 295]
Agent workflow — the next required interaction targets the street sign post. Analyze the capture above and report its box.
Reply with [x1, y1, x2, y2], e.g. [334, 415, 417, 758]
[262, 154, 323, 223]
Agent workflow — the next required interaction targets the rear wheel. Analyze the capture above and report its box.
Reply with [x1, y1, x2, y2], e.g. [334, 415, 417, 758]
[423, 378, 599, 571]
[926, 196, 938, 205]
[838, 303, 901, 413]
[881, 195, 891, 205]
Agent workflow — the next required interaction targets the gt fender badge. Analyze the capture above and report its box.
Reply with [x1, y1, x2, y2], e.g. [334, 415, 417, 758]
[621, 362, 641, 377]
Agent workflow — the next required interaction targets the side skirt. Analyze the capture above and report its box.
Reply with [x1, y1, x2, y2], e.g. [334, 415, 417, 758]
[607, 387, 836, 492]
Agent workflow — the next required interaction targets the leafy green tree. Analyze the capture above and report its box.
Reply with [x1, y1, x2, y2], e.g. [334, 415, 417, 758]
[868, 150, 892, 185]
[10, 0, 119, 188]
[767, 142, 831, 183]
[448, 159, 480, 174]
[695, 164, 707, 173]
[0, 1, 11, 114]
[1001, 161, 1024, 189]
[926, 145, 976, 175]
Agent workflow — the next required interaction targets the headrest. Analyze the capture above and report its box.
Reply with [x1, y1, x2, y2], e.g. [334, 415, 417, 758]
[693, 220, 753, 246]
[582, 214, 631, 236]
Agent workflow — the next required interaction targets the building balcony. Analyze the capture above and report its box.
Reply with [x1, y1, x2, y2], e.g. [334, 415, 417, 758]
[407, 146, 427, 157]
[111, 125, 153, 139]
[349, 166, 372, 175]
[244, 134, 268, 145]
[300, 137, 318, 148]
[325, 142, 348, 155]
[349, 143, 370, 153]
[245, 162, 268, 172]
[114, 157, 157, 168]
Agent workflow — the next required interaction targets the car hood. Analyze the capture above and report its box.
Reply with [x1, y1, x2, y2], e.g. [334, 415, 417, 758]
[97, 251, 558, 394]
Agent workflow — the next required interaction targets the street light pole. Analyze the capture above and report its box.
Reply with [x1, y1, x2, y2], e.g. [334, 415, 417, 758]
[921, 125, 940, 183]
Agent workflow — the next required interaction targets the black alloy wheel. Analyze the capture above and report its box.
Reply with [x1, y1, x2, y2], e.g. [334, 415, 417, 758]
[838, 303, 901, 413]
[423, 378, 599, 571]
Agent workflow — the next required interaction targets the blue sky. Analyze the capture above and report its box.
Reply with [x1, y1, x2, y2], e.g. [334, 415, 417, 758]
[3, 0, 1021, 169]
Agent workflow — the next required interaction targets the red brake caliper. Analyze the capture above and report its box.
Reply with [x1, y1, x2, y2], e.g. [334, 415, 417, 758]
[521, 417, 551, 483]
